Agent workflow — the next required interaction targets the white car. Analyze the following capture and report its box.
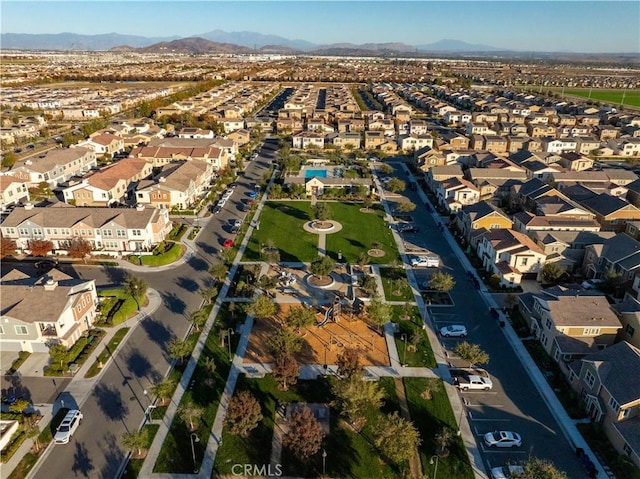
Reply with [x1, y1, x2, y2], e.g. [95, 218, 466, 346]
[410, 256, 440, 267]
[440, 325, 467, 338]
[490, 465, 525, 479]
[380, 176, 392, 183]
[54, 409, 83, 444]
[483, 430, 522, 448]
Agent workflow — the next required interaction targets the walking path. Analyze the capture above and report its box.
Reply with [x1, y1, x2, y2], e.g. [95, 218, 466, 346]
[9, 289, 163, 479]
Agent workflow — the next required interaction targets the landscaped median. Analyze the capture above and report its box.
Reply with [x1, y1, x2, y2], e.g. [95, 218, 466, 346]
[127, 241, 184, 267]
[84, 327, 130, 378]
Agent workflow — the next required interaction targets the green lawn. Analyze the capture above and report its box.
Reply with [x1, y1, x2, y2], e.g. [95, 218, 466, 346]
[404, 378, 473, 479]
[324, 203, 399, 264]
[243, 202, 319, 262]
[391, 306, 436, 368]
[84, 327, 130, 378]
[153, 308, 238, 474]
[129, 242, 184, 267]
[380, 267, 414, 302]
[98, 288, 139, 325]
[121, 424, 160, 479]
[563, 89, 640, 107]
[215, 375, 403, 478]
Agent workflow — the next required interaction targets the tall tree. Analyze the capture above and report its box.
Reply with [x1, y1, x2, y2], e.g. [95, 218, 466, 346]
[0, 238, 17, 259]
[272, 354, 299, 391]
[313, 202, 332, 221]
[178, 401, 204, 431]
[420, 378, 443, 400]
[66, 237, 92, 260]
[189, 309, 209, 332]
[24, 421, 41, 452]
[542, 263, 565, 285]
[332, 376, 384, 428]
[434, 426, 454, 456]
[209, 262, 228, 282]
[28, 239, 54, 257]
[377, 163, 393, 175]
[372, 411, 421, 465]
[245, 294, 276, 319]
[386, 178, 406, 193]
[151, 378, 176, 406]
[310, 255, 335, 279]
[199, 286, 218, 305]
[49, 344, 68, 369]
[367, 295, 393, 334]
[396, 200, 416, 213]
[8, 398, 30, 416]
[121, 429, 149, 457]
[284, 306, 317, 330]
[282, 406, 324, 460]
[336, 348, 363, 379]
[429, 271, 456, 292]
[267, 327, 303, 356]
[168, 338, 192, 365]
[224, 390, 263, 438]
[123, 274, 148, 311]
[454, 341, 490, 368]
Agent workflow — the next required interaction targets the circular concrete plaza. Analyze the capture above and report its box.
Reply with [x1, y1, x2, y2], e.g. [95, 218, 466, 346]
[303, 220, 343, 235]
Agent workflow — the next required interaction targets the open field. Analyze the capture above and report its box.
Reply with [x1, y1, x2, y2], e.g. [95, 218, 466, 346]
[549, 88, 640, 107]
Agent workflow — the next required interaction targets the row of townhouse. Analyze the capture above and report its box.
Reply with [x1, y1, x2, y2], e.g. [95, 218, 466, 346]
[0, 268, 98, 353]
[0, 204, 171, 255]
[517, 285, 640, 469]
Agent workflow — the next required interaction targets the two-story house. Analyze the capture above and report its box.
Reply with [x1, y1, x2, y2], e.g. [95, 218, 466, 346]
[0, 268, 98, 352]
[454, 200, 513, 242]
[436, 177, 480, 213]
[7, 147, 97, 188]
[476, 228, 547, 285]
[567, 341, 640, 469]
[583, 233, 640, 290]
[0, 176, 30, 209]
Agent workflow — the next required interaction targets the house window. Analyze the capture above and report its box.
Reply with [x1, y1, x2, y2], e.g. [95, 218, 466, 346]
[583, 328, 601, 335]
[545, 318, 552, 330]
[521, 257, 529, 266]
[626, 324, 635, 337]
[554, 349, 560, 362]
[584, 370, 596, 388]
[624, 443, 633, 456]
[568, 370, 576, 383]
[5, 228, 14, 234]
[0, 326, 3, 334]
[15, 325, 28, 335]
[102, 229, 112, 237]
[540, 333, 549, 347]
[18, 228, 29, 236]
[608, 396, 620, 413]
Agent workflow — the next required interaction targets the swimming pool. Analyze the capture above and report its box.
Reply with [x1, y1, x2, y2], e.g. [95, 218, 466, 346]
[304, 169, 328, 178]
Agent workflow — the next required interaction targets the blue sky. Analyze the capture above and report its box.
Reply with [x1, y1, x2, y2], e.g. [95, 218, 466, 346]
[2, 1, 639, 53]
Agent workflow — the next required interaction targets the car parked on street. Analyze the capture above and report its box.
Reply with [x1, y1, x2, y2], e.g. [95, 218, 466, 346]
[581, 278, 605, 290]
[440, 325, 467, 338]
[483, 430, 522, 448]
[490, 465, 525, 479]
[410, 255, 440, 267]
[54, 409, 83, 444]
[222, 239, 233, 248]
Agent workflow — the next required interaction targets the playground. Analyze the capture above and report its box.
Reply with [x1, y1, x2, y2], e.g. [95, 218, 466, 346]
[243, 301, 390, 367]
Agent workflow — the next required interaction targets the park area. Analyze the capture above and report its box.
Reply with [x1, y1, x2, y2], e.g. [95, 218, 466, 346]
[243, 201, 399, 264]
[552, 88, 640, 108]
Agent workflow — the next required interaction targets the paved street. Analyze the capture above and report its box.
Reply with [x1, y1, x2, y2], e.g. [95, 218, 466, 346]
[25, 144, 274, 479]
[388, 163, 588, 478]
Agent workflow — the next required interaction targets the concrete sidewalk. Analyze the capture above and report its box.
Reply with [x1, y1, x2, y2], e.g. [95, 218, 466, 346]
[2, 289, 162, 479]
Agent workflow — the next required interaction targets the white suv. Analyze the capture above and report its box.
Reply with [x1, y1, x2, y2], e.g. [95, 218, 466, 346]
[54, 409, 83, 444]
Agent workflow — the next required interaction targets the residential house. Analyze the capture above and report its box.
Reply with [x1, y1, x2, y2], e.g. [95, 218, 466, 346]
[283, 176, 371, 197]
[476, 228, 547, 285]
[558, 152, 594, 172]
[226, 129, 250, 146]
[62, 158, 152, 206]
[220, 118, 245, 133]
[6, 147, 97, 188]
[576, 137, 601, 155]
[580, 194, 640, 232]
[135, 160, 213, 209]
[455, 200, 513, 242]
[0, 176, 29, 208]
[567, 341, 640, 469]
[399, 134, 433, 153]
[76, 134, 125, 158]
[583, 233, 640, 289]
[331, 132, 362, 150]
[129, 144, 225, 170]
[518, 289, 621, 368]
[177, 127, 215, 139]
[0, 204, 171, 255]
[530, 230, 614, 273]
[436, 177, 480, 213]
[0, 268, 98, 352]
[292, 131, 325, 150]
[425, 165, 464, 193]
[415, 147, 446, 172]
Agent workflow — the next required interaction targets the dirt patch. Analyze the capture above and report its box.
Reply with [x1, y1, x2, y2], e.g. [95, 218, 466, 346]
[359, 208, 375, 213]
[244, 303, 390, 366]
[367, 249, 386, 258]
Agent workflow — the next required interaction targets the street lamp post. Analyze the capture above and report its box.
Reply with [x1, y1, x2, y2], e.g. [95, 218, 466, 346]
[227, 328, 234, 360]
[401, 333, 407, 367]
[190, 433, 200, 473]
[322, 449, 327, 476]
[430, 455, 439, 479]
[143, 389, 151, 420]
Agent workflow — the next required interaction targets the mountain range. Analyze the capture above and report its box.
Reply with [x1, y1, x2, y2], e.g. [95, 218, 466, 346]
[0, 30, 503, 54]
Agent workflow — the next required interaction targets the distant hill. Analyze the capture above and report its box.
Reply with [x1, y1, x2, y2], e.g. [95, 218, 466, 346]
[0, 32, 177, 51]
[196, 29, 315, 51]
[121, 37, 254, 54]
[417, 39, 502, 52]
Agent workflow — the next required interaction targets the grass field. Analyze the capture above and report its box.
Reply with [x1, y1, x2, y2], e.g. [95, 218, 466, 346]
[555, 89, 640, 108]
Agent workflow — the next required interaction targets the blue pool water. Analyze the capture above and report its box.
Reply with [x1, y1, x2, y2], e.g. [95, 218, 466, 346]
[305, 169, 328, 178]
